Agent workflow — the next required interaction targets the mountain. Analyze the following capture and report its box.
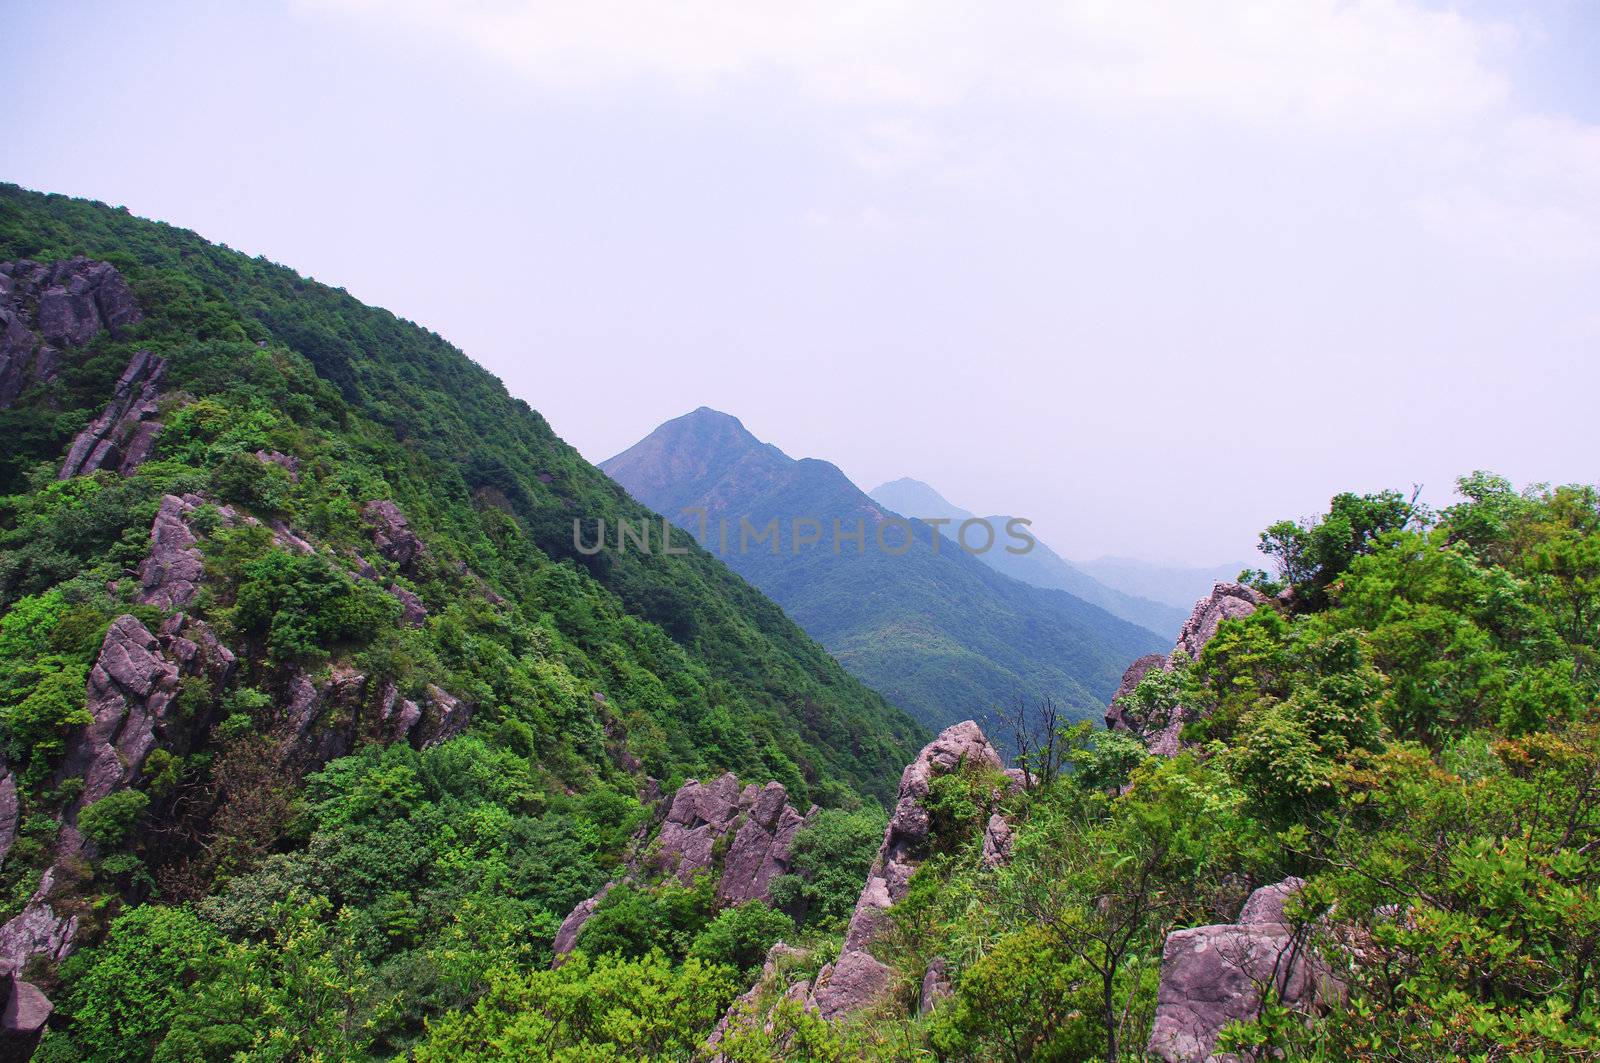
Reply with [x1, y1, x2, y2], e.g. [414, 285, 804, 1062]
[869, 477, 1187, 637]
[602, 409, 1165, 737]
[0, 184, 928, 1055]
[1077, 555, 1249, 613]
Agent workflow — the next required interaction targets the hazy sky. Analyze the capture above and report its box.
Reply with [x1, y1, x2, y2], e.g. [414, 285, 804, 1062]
[7, 1, 1597, 564]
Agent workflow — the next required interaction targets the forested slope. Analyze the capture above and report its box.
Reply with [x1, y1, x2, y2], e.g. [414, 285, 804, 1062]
[0, 184, 923, 1059]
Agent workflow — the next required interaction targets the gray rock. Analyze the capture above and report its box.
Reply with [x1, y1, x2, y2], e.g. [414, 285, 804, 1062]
[388, 584, 427, 626]
[652, 774, 812, 905]
[58, 350, 166, 479]
[1108, 583, 1266, 755]
[62, 616, 179, 814]
[815, 720, 1004, 1018]
[981, 812, 1014, 869]
[362, 500, 426, 573]
[0, 870, 78, 980]
[0, 974, 52, 1058]
[1147, 877, 1337, 1063]
[0, 258, 141, 409]
[552, 883, 612, 957]
[137, 494, 206, 609]
[254, 449, 301, 481]
[418, 684, 471, 747]
[0, 770, 16, 868]
[918, 956, 954, 1015]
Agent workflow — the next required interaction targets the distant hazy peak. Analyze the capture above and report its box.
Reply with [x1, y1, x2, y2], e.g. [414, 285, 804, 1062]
[868, 477, 974, 524]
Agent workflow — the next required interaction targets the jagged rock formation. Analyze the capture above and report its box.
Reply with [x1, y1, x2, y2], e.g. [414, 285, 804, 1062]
[362, 500, 426, 574]
[552, 775, 814, 961]
[389, 584, 426, 626]
[1107, 582, 1266, 755]
[981, 811, 1014, 869]
[137, 493, 208, 609]
[1147, 876, 1340, 1062]
[652, 774, 814, 906]
[57, 350, 167, 479]
[0, 257, 142, 408]
[803, 721, 1005, 1019]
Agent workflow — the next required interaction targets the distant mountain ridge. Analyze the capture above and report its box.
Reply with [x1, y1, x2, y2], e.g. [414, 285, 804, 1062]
[602, 409, 1165, 737]
[869, 477, 1187, 638]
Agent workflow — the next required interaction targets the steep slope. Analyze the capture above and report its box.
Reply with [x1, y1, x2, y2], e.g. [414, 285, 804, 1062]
[0, 184, 928, 1056]
[870, 477, 1185, 637]
[603, 409, 1165, 736]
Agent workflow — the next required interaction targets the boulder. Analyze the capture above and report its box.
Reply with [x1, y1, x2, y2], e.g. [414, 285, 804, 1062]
[981, 812, 1014, 869]
[0, 870, 78, 981]
[388, 584, 427, 627]
[1147, 877, 1338, 1063]
[652, 774, 813, 905]
[0, 258, 142, 409]
[0, 771, 16, 868]
[1175, 582, 1265, 662]
[552, 883, 612, 958]
[0, 975, 52, 1060]
[254, 449, 301, 481]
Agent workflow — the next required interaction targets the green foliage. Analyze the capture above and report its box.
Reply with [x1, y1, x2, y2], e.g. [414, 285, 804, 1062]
[1256, 488, 1416, 608]
[231, 549, 400, 662]
[412, 951, 740, 1062]
[687, 901, 795, 979]
[577, 876, 719, 962]
[769, 807, 885, 930]
[77, 790, 151, 849]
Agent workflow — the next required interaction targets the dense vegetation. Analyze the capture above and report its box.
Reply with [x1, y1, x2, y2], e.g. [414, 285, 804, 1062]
[707, 474, 1599, 1060]
[602, 409, 1165, 739]
[0, 184, 923, 1060]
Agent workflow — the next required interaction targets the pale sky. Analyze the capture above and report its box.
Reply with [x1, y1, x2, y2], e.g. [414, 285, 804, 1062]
[6, 1, 1597, 564]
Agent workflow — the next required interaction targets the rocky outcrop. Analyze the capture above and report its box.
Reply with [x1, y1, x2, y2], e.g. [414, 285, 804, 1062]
[254, 449, 301, 481]
[706, 942, 814, 1057]
[0, 257, 142, 408]
[278, 670, 469, 773]
[137, 493, 207, 609]
[653, 774, 813, 906]
[1147, 876, 1339, 1063]
[1175, 582, 1266, 662]
[362, 501, 426, 573]
[1108, 583, 1266, 755]
[58, 350, 167, 479]
[0, 869, 78, 981]
[552, 884, 613, 957]
[388, 584, 426, 627]
[808, 721, 1004, 1019]
[981, 812, 1013, 869]
[0, 770, 16, 868]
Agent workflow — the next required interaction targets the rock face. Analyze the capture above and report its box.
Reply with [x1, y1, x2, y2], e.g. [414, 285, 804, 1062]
[1147, 877, 1338, 1063]
[0, 257, 142, 409]
[653, 774, 813, 906]
[981, 811, 1014, 869]
[552, 884, 613, 957]
[1107, 583, 1266, 755]
[918, 957, 954, 1015]
[58, 349, 167, 479]
[362, 501, 426, 573]
[808, 721, 1004, 1019]
[0, 771, 16, 867]
[0, 870, 77, 982]
[388, 584, 427, 627]
[137, 493, 208, 609]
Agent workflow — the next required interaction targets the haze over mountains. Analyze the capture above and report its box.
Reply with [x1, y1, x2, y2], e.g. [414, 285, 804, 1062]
[868, 477, 1189, 638]
[602, 408, 1164, 737]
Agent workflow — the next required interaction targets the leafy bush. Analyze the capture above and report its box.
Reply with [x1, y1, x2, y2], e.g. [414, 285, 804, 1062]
[77, 790, 151, 849]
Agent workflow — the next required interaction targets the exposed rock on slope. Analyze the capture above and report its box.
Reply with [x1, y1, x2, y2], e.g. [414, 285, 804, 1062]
[0, 257, 141, 408]
[808, 721, 1005, 1019]
[653, 774, 815, 906]
[1147, 876, 1341, 1062]
[57, 350, 166, 479]
[1106, 582, 1266, 755]
[552, 774, 814, 959]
